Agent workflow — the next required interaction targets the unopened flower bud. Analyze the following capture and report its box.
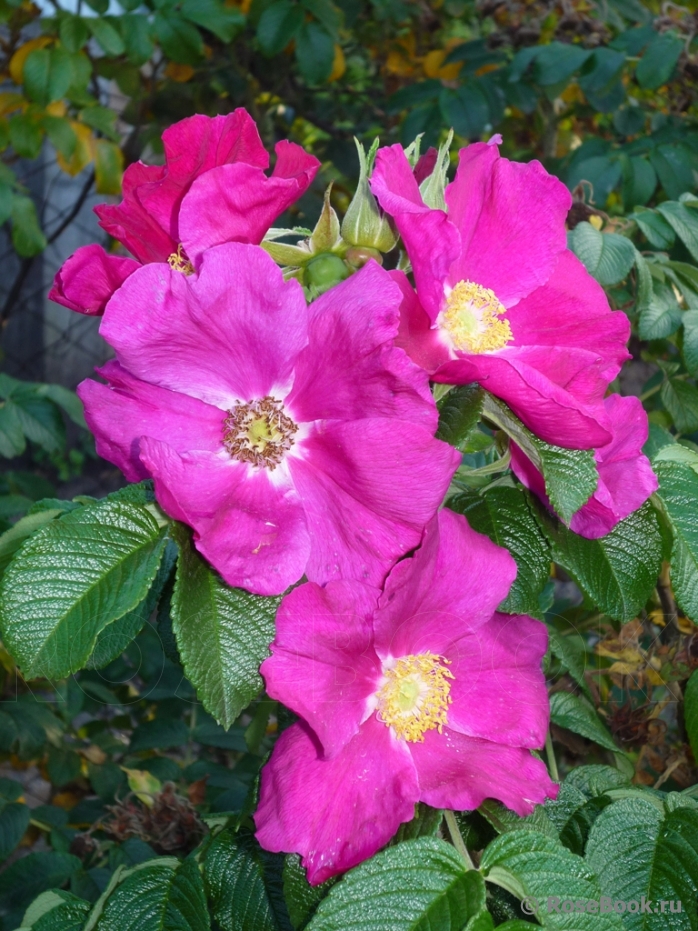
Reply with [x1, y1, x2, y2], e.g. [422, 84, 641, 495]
[341, 138, 398, 253]
[305, 253, 350, 295]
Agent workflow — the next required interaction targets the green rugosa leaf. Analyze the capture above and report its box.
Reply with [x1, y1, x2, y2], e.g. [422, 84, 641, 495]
[544, 502, 663, 622]
[656, 202, 698, 262]
[0, 499, 169, 679]
[654, 461, 698, 621]
[568, 223, 635, 286]
[448, 489, 550, 615]
[308, 838, 483, 931]
[171, 527, 280, 730]
[283, 855, 335, 931]
[549, 693, 619, 752]
[586, 798, 698, 930]
[481, 830, 623, 929]
[89, 858, 208, 931]
[436, 384, 485, 451]
[684, 670, 698, 770]
[482, 395, 597, 524]
[18, 889, 90, 931]
[204, 829, 291, 931]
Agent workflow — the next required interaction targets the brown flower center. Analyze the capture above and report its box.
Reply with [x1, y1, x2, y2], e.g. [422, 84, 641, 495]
[223, 396, 297, 470]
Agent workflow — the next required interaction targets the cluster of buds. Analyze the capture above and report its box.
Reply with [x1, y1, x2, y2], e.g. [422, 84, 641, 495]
[261, 133, 452, 299]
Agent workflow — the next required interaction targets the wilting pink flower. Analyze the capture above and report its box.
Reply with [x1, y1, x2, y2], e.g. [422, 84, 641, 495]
[50, 110, 319, 315]
[77, 243, 459, 595]
[255, 509, 556, 883]
[511, 394, 658, 538]
[371, 141, 631, 449]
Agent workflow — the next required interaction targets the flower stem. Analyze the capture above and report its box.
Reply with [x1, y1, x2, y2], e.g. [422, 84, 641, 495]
[545, 729, 560, 783]
[444, 810, 475, 869]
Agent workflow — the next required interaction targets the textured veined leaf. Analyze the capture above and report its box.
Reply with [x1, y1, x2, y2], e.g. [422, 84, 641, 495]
[544, 503, 663, 622]
[586, 798, 698, 930]
[568, 222, 635, 286]
[90, 858, 208, 931]
[171, 528, 280, 729]
[436, 384, 485, 450]
[481, 830, 623, 929]
[17, 889, 90, 931]
[203, 830, 290, 931]
[482, 395, 597, 524]
[550, 693, 619, 752]
[449, 488, 550, 615]
[655, 461, 698, 621]
[0, 499, 168, 679]
[307, 838, 483, 931]
[684, 670, 698, 766]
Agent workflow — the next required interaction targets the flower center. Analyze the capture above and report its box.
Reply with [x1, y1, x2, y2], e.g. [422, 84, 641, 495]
[223, 396, 297, 470]
[167, 244, 194, 275]
[375, 652, 453, 742]
[439, 279, 513, 354]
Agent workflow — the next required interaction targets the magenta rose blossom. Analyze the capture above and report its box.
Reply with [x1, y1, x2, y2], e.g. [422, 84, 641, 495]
[511, 394, 658, 538]
[254, 509, 557, 883]
[371, 140, 631, 449]
[50, 109, 319, 315]
[77, 243, 460, 595]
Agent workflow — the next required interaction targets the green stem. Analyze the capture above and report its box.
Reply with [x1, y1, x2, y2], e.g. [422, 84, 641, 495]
[639, 383, 661, 402]
[545, 730, 560, 783]
[444, 810, 475, 869]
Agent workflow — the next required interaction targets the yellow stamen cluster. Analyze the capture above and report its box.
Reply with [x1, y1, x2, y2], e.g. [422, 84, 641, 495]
[223, 396, 297, 470]
[167, 244, 194, 275]
[441, 279, 513, 354]
[376, 652, 454, 743]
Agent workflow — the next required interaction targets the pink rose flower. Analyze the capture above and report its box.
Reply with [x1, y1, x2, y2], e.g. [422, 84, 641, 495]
[254, 509, 557, 883]
[77, 243, 460, 595]
[511, 393, 658, 538]
[371, 140, 631, 449]
[50, 110, 319, 315]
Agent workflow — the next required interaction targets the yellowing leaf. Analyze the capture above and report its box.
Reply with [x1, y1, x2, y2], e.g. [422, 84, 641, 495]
[45, 100, 67, 117]
[608, 661, 642, 675]
[384, 35, 416, 76]
[423, 47, 462, 81]
[0, 92, 26, 116]
[9, 37, 52, 86]
[56, 121, 92, 176]
[328, 44, 345, 82]
[596, 644, 644, 663]
[122, 767, 162, 807]
[94, 138, 123, 194]
[165, 62, 195, 82]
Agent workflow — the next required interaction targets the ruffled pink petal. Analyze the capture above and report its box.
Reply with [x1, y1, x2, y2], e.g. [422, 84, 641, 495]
[147, 110, 270, 239]
[413, 147, 437, 184]
[371, 144, 460, 322]
[95, 161, 175, 265]
[262, 580, 382, 758]
[179, 142, 320, 262]
[505, 251, 631, 386]
[390, 271, 449, 374]
[445, 612, 549, 749]
[513, 394, 657, 538]
[100, 243, 308, 409]
[434, 352, 613, 449]
[373, 509, 517, 660]
[139, 437, 310, 596]
[288, 419, 460, 588]
[286, 263, 436, 428]
[255, 719, 419, 884]
[445, 143, 570, 307]
[49, 245, 140, 316]
[410, 727, 558, 815]
[77, 361, 225, 483]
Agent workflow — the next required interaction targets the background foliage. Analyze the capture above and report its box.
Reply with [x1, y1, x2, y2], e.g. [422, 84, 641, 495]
[0, 0, 696, 928]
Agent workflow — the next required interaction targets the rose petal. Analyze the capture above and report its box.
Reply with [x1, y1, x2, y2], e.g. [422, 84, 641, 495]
[255, 719, 419, 884]
[101, 243, 308, 409]
[410, 726, 558, 815]
[446, 612, 549, 749]
[374, 509, 517, 659]
[139, 437, 310, 596]
[287, 262, 436, 428]
[49, 245, 140, 316]
[262, 580, 382, 758]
